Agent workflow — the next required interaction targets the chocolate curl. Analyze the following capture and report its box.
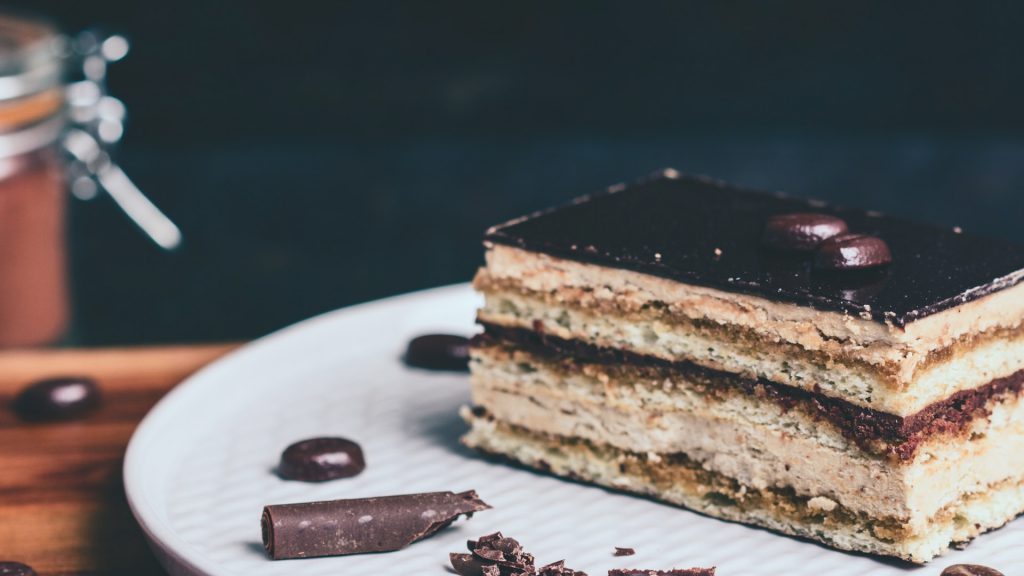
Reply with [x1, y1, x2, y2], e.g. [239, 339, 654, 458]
[261, 490, 490, 560]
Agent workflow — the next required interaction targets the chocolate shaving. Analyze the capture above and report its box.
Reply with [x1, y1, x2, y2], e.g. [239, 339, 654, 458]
[613, 547, 636, 557]
[261, 490, 489, 560]
[451, 532, 586, 576]
[606, 565, 712, 569]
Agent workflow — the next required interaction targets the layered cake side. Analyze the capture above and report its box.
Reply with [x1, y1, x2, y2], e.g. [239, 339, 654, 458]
[461, 170, 1024, 563]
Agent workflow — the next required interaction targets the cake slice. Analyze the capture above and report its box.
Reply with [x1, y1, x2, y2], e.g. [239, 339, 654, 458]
[462, 169, 1024, 563]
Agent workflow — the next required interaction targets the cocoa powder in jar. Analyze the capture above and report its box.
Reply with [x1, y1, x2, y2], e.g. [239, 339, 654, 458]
[0, 147, 68, 346]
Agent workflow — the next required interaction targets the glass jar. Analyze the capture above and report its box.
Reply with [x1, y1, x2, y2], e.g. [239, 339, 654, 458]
[0, 12, 179, 347]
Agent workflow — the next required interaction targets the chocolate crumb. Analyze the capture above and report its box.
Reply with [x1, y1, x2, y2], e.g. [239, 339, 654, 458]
[540, 559, 587, 575]
[451, 532, 586, 576]
[941, 565, 1004, 576]
[613, 547, 636, 557]
[606, 565, 712, 569]
[451, 553, 490, 575]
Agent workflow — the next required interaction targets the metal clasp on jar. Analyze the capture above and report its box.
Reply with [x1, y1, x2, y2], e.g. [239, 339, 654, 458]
[61, 30, 182, 250]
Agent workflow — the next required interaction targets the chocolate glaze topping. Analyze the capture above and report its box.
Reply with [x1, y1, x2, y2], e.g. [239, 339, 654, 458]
[484, 171, 1024, 326]
[478, 325, 1024, 461]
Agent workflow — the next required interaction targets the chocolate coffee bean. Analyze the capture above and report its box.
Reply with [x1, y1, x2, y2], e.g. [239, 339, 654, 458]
[814, 233, 893, 270]
[13, 377, 101, 421]
[0, 562, 37, 576]
[762, 213, 848, 251]
[404, 334, 470, 371]
[278, 437, 365, 482]
[941, 565, 1004, 576]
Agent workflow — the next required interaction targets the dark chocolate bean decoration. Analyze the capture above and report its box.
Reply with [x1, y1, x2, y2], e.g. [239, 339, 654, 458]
[13, 377, 101, 421]
[614, 547, 636, 556]
[405, 334, 470, 371]
[814, 233, 893, 271]
[941, 565, 1005, 576]
[0, 562, 37, 576]
[762, 213, 848, 251]
[278, 437, 365, 482]
[261, 490, 490, 559]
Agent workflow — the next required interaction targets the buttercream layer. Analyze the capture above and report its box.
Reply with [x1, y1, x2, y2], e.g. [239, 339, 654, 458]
[476, 275, 1024, 414]
[460, 411, 1024, 563]
[484, 244, 1024, 355]
[469, 340, 1024, 526]
[477, 325, 1024, 459]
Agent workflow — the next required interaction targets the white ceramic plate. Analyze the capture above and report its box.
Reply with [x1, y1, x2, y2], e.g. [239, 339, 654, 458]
[125, 283, 1024, 576]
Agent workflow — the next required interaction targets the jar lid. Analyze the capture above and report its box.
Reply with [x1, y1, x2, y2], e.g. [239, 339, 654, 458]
[0, 12, 63, 102]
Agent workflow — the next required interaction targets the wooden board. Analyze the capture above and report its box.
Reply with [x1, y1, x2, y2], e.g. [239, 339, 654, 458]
[0, 344, 237, 575]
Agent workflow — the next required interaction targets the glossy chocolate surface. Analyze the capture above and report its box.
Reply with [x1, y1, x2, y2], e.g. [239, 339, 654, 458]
[484, 171, 1024, 326]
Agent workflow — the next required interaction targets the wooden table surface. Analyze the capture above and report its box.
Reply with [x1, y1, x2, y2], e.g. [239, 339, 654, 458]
[0, 343, 238, 576]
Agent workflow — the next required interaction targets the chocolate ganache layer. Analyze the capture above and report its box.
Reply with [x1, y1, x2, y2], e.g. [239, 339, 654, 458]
[484, 171, 1024, 326]
[475, 324, 1024, 461]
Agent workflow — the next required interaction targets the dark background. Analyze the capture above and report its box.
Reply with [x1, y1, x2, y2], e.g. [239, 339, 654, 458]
[11, 0, 1024, 344]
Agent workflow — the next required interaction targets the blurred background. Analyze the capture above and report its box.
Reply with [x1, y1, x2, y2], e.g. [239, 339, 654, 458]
[8, 0, 1024, 345]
